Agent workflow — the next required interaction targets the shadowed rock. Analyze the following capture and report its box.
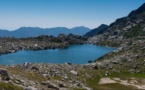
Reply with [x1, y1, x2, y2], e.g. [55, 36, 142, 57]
[0, 68, 10, 80]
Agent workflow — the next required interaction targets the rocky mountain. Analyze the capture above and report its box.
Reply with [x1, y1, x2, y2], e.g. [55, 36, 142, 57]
[87, 3, 145, 88]
[84, 24, 108, 37]
[89, 3, 145, 43]
[0, 26, 90, 38]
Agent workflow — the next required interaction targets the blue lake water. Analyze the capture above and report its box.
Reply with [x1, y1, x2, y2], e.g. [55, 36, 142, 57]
[0, 44, 116, 65]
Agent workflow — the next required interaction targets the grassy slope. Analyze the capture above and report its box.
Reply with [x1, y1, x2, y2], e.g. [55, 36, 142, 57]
[0, 82, 23, 90]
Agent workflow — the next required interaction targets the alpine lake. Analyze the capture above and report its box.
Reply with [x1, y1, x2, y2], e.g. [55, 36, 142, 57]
[0, 44, 116, 65]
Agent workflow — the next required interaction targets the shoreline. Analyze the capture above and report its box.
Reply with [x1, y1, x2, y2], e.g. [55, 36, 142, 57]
[0, 43, 117, 66]
[0, 34, 88, 55]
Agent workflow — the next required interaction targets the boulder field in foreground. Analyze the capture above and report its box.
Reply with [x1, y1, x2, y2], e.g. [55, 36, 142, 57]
[0, 62, 144, 90]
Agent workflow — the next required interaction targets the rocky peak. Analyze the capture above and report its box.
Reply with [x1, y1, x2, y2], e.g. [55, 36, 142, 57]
[128, 3, 145, 18]
[84, 24, 108, 37]
[99, 24, 108, 28]
[97, 24, 108, 30]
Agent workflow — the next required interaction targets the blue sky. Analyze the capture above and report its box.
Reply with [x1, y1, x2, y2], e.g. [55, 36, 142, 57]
[0, 0, 145, 30]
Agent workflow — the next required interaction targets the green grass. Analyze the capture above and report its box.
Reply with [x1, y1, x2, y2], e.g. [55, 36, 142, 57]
[77, 68, 145, 90]
[112, 73, 142, 77]
[52, 76, 62, 80]
[84, 76, 136, 90]
[97, 41, 120, 47]
[7, 67, 46, 82]
[85, 77, 100, 89]
[25, 71, 46, 82]
[0, 82, 23, 90]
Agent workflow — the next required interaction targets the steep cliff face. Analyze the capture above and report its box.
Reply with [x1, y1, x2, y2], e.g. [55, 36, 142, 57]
[89, 3, 145, 43]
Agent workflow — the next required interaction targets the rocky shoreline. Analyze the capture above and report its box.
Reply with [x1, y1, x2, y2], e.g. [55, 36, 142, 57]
[0, 34, 88, 55]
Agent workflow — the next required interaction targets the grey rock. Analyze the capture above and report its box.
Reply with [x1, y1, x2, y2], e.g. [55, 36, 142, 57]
[70, 70, 78, 76]
[47, 84, 59, 90]
[74, 83, 81, 87]
[23, 62, 30, 67]
[112, 61, 119, 64]
[31, 66, 39, 71]
[24, 86, 37, 90]
[0, 68, 11, 80]
[93, 65, 98, 70]
[58, 83, 65, 87]
[109, 65, 113, 69]
[41, 81, 49, 85]
[65, 62, 72, 65]
[42, 74, 48, 77]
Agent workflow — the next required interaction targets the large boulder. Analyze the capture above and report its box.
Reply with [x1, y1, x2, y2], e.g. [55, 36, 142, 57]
[31, 66, 39, 71]
[70, 70, 78, 76]
[23, 62, 30, 67]
[0, 68, 11, 80]
[47, 84, 59, 90]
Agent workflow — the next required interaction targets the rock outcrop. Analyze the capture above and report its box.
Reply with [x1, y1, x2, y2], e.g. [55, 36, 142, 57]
[0, 34, 88, 55]
[84, 24, 108, 37]
[0, 68, 10, 80]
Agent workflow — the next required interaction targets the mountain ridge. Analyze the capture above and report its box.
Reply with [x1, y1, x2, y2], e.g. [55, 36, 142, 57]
[0, 26, 90, 38]
[84, 24, 108, 37]
[88, 3, 145, 43]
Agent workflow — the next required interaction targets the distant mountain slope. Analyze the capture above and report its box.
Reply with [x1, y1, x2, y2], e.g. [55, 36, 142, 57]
[89, 3, 145, 43]
[84, 24, 108, 37]
[0, 26, 90, 38]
